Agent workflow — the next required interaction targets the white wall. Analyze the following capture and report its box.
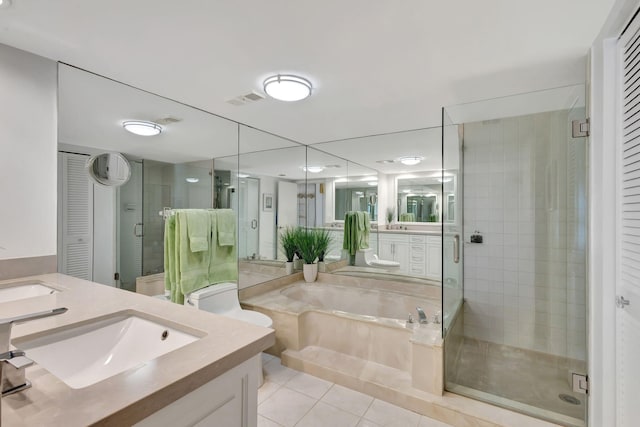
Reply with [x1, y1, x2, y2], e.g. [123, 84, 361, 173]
[463, 110, 587, 360]
[0, 44, 57, 260]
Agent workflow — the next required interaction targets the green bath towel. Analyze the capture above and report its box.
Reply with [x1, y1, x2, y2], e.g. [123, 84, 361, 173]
[176, 211, 210, 304]
[164, 214, 177, 293]
[209, 210, 238, 284]
[343, 211, 370, 256]
[216, 209, 236, 247]
[186, 210, 210, 252]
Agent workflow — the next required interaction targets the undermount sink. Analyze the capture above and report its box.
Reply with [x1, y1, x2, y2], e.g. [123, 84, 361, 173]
[0, 282, 58, 304]
[13, 313, 201, 389]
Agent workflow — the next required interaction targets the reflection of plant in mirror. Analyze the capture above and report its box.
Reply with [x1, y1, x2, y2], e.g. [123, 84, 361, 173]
[386, 208, 395, 224]
[294, 229, 324, 264]
[315, 228, 333, 262]
[280, 227, 300, 262]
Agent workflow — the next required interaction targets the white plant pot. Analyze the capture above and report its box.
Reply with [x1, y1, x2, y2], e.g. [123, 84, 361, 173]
[285, 261, 294, 275]
[303, 263, 318, 282]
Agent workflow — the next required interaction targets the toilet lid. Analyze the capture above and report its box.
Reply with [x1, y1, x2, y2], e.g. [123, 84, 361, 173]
[371, 259, 400, 267]
[225, 310, 273, 328]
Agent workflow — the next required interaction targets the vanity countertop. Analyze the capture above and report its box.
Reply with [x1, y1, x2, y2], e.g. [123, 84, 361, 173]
[0, 273, 275, 427]
[321, 226, 440, 236]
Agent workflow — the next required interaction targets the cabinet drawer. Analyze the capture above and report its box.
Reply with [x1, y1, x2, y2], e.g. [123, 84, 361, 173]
[409, 235, 426, 243]
[410, 244, 425, 253]
[427, 236, 442, 245]
[409, 265, 426, 275]
[410, 253, 425, 263]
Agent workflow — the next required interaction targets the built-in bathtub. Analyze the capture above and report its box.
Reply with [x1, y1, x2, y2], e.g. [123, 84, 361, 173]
[241, 274, 445, 398]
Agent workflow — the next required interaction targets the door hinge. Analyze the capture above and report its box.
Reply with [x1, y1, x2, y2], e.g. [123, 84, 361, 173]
[616, 295, 631, 308]
[572, 119, 590, 138]
[572, 373, 588, 394]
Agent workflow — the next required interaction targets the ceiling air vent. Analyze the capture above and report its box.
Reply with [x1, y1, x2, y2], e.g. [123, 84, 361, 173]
[155, 117, 182, 125]
[226, 91, 266, 106]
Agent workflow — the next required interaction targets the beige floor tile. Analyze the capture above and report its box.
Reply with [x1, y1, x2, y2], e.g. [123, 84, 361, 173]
[285, 372, 333, 399]
[363, 399, 421, 427]
[258, 380, 282, 404]
[356, 419, 381, 427]
[262, 352, 276, 364]
[258, 387, 316, 427]
[418, 415, 454, 427]
[263, 358, 299, 384]
[296, 401, 360, 427]
[321, 384, 374, 417]
[258, 415, 283, 427]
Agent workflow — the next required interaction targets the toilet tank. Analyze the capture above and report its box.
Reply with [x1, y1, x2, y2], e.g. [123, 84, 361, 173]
[186, 282, 241, 313]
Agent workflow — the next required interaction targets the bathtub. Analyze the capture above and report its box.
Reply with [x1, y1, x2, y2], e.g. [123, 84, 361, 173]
[241, 277, 445, 397]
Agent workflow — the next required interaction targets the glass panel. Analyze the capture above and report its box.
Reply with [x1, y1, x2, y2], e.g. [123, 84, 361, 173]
[117, 159, 143, 291]
[443, 85, 588, 426]
[235, 137, 307, 289]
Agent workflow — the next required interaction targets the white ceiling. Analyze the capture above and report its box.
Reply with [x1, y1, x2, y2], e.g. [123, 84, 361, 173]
[0, 0, 614, 144]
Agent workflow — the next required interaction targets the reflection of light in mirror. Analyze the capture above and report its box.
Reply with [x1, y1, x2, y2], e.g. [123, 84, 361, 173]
[237, 173, 250, 178]
[437, 177, 453, 183]
[335, 178, 348, 183]
[303, 166, 324, 173]
[402, 189, 411, 193]
[368, 182, 378, 186]
[185, 178, 199, 183]
[398, 156, 423, 166]
[398, 174, 418, 179]
[360, 176, 378, 181]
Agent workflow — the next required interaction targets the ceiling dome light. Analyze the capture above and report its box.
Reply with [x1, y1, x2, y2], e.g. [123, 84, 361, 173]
[185, 178, 199, 183]
[263, 74, 312, 102]
[398, 156, 423, 166]
[303, 166, 324, 173]
[123, 120, 163, 136]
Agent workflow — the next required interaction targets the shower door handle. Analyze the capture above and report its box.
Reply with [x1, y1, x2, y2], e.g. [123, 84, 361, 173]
[251, 219, 258, 229]
[133, 223, 144, 238]
[453, 234, 460, 264]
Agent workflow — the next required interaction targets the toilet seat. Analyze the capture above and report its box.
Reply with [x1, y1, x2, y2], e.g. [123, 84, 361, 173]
[223, 309, 273, 328]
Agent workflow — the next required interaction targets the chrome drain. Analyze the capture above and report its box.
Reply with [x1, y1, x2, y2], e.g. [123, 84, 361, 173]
[559, 394, 581, 405]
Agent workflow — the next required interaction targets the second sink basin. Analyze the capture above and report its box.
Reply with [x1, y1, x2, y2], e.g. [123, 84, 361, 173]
[14, 313, 201, 389]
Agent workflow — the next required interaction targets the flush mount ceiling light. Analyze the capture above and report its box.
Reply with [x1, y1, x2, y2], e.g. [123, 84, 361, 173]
[263, 74, 312, 102]
[122, 120, 163, 136]
[185, 178, 199, 183]
[398, 156, 423, 166]
[303, 166, 324, 173]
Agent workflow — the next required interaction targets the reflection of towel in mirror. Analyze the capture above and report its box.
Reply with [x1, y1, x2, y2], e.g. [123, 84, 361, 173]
[399, 212, 415, 222]
[216, 209, 236, 247]
[343, 211, 370, 255]
[186, 210, 210, 252]
[209, 209, 238, 285]
[164, 214, 178, 299]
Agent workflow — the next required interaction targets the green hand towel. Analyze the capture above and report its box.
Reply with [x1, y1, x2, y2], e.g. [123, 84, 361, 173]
[186, 210, 210, 252]
[216, 209, 236, 247]
[176, 211, 210, 304]
[209, 210, 238, 284]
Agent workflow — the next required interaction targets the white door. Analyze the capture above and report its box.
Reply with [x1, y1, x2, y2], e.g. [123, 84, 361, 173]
[277, 181, 299, 260]
[617, 18, 640, 426]
[58, 152, 93, 280]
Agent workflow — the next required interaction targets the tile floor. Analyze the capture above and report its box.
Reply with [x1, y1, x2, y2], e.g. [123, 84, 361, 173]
[259, 353, 453, 427]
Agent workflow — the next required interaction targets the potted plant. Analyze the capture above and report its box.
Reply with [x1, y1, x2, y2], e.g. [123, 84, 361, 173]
[315, 228, 333, 273]
[386, 208, 395, 229]
[295, 229, 323, 282]
[280, 227, 299, 274]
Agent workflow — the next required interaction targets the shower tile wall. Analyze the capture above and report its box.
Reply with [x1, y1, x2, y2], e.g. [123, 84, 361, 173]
[462, 111, 586, 359]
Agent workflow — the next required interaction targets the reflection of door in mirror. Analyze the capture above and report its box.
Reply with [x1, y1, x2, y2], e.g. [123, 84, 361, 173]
[118, 161, 143, 292]
[239, 178, 260, 259]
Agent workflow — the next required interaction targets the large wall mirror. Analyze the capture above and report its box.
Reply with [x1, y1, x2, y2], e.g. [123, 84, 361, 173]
[57, 62, 449, 295]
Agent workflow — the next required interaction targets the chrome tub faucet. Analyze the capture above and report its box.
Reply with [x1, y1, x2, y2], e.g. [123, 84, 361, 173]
[416, 307, 428, 324]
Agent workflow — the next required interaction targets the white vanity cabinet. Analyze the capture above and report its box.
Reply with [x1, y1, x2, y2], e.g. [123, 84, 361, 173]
[378, 233, 410, 275]
[378, 232, 441, 281]
[135, 355, 260, 427]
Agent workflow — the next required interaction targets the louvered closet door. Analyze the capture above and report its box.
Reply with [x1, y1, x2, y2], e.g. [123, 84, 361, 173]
[59, 152, 93, 280]
[617, 15, 640, 427]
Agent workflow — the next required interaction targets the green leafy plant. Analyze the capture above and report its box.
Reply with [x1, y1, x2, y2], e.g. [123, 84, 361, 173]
[314, 228, 333, 262]
[294, 228, 324, 264]
[280, 227, 300, 262]
[386, 208, 395, 224]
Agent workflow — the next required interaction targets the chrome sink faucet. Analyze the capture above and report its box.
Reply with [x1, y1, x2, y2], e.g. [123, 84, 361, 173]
[416, 307, 428, 324]
[1, 307, 68, 396]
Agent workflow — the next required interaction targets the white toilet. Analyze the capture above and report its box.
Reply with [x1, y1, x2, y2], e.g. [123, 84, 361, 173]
[354, 248, 400, 269]
[184, 282, 273, 386]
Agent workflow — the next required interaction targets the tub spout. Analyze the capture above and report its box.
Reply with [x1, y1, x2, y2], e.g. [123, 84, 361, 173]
[416, 307, 428, 324]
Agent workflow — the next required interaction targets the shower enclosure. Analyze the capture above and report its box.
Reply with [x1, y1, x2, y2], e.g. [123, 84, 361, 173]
[442, 85, 588, 426]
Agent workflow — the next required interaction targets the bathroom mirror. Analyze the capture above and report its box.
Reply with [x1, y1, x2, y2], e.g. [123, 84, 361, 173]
[57, 63, 238, 291]
[396, 174, 443, 223]
[86, 152, 131, 187]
